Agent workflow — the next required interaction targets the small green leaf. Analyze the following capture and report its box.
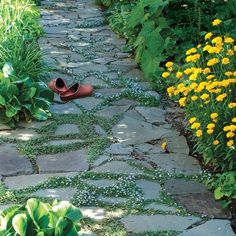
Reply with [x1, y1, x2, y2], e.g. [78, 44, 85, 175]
[214, 187, 224, 200]
[12, 213, 28, 236]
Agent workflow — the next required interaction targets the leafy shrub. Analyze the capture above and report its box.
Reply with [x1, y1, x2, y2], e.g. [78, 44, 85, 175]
[0, 64, 53, 127]
[0, 198, 83, 236]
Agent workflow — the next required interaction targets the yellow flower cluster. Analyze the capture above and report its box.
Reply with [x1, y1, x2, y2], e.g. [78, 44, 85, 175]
[164, 20, 236, 152]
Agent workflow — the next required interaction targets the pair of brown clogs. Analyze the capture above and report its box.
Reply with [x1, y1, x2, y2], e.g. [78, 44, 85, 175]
[48, 78, 93, 101]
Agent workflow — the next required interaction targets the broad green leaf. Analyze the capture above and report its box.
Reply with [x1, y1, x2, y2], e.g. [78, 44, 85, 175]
[5, 105, 18, 118]
[12, 213, 28, 236]
[214, 187, 224, 200]
[0, 95, 6, 106]
[20, 88, 37, 101]
[31, 108, 49, 121]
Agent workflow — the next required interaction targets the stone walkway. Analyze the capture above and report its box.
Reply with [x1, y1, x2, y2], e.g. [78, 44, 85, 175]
[0, 0, 234, 235]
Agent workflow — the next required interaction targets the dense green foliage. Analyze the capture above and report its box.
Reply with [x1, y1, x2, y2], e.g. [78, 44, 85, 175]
[0, 198, 83, 236]
[98, 0, 236, 90]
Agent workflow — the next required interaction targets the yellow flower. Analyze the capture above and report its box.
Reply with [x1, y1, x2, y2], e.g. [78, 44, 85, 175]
[205, 32, 213, 40]
[203, 68, 211, 74]
[189, 73, 198, 81]
[162, 72, 170, 78]
[224, 37, 234, 44]
[191, 122, 201, 130]
[212, 19, 222, 26]
[225, 71, 233, 77]
[206, 75, 215, 80]
[179, 97, 187, 107]
[224, 126, 231, 132]
[207, 123, 215, 129]
[200, 93, 209, 100]
[207, 129, 214, 135]
[176, 71, 183, 79]
[232, 117, 236, 123]
[203, 45, 211, 51]
[197, 44, 201, 48]
[216, 93, 227, 102]
[228, 103, 236, 108]
[210, 113, 218, 119]
[213, 140, 219, 145]
[189, 117, 197, 124]
[227, 140, 234, 147]
[212, 36, 223, 44]
[186, 48, 197, 55]
[227, 50, 234, 56]
[167, 86, 175, 96]
[161, 142, 167, 150]
[167, 67, 173, 72]
[226, 132, 235, 138]
[207, 58, 219, 66]
[165, 61, 173, 68]
[191, 95, 198, 101]
[222, 58, 230, 65]
[184, 68, 192, 75]
[196, 130, 203, 137]
[234, 45, 236, 51]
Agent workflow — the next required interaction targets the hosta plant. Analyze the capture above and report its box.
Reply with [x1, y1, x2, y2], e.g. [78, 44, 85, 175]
[0, 64, 53, 127]
[0, 198, 83, 236]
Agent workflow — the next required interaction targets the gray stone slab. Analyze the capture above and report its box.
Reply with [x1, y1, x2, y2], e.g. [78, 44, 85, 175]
[145, 203, 178, 213]
[55, 124, 80, 135]
[83, 76, 108, 87]
[126, 69, 145, 80]
[95, 88, 122, 97]
[0, 123, 11, 131]
[4, 172, 78, 190]
[92, 155, 110, 167]
[105, 143, 133, 155]
[47, 139, 84, 146]
[112, 99, 138, 107]
[95, 105, 130, 119]
[50, 103, 82, 115]
[0, 129, 40, 141]
[98, 196, 127, 205]
[124, 109, 145, 121]
[179, 219, 235, 236]
[144, 91, 161, 102]
[135, 107, 166, 125]
[18, 120, 52, 129]
[135, 143, 162, 154]
[136, 180, 161, 200]
[80, 207, 105, 221]
[31, 187, 77, 201]
[167, 135, 190, 155]
[86, 179, 117, 188]
[112, 116, 172, 145]
[93, 125, 107, 137]
[74, 97, 103, 110]
[0, 143, 33, 176]
[37, 150, 89, 173]
[120, 214, 201, 233]
[148, 153, 201, 175]
[92, 161, 144, 175]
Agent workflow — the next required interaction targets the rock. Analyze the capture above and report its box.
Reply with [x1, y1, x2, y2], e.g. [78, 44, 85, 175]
[164, 179, 231, 219]
[179, 219, 235, 236]
[135, 107, 166, 125]
[83, 77, 108, 87]
[112, 116, 172, 145]
[120, 214, 201, 233]
[37, 150, 89, 173]
[93, 125, 107, 137]
[126, 69, 145, 80]
[47, 139, 84, 146]
[137, 82, 152, 91]
[105, 143, 133, 155]
[148, 153, 202, 175]
[136, 180, 161, 200]
[74, 97, 103, 110]
[31, 187, 77, 201]
[124, 109, 145, 121]
[0, 143, 33, 176]
[92, 161, 144, 175]
[145, 203, 178, 213]
[4, 172, 78, 190]
[55, 124, 80, 135]
[80, 207, 105, 221]
[135, 143, 162, 154]
[98, 196, 127, 205]
[92, 155, 110, 167]
[112, 99, 138, 107]
[0, 129, 39, 141]
[144, 91, 161, 102]
[0, 123, 11, 131]
[50, 103, 82, 115]
[94, 88, 122, 97]
[17, 120, 52, 129]
[167, 134, 190, 155]
[92, 57, 115, 65]
[95, 105, 130, 119]
[86, 179, 117, 188]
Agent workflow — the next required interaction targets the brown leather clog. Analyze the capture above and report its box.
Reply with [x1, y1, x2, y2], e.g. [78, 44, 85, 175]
[48, 78, 68, 94]
[60, 83, 93, 101]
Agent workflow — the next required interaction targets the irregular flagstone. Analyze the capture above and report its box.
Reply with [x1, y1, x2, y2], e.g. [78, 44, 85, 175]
[120, 214, 201, 233]
[92, 155, 110, 167]
[135, 106, 166, 125]
[124, 109, 145, 121]
[98, 196, 127, 205]
[94, 88, 123, 97]
[135, 143, 162, 154]
[95, 105, 130, 119]
[74, 97, 103, 110]
[37, 150, 89, 173]
[31, 187, 77, 201]
[78, 230, 97, 236]
[105, 143, 133, 155]
[126, 68, 145, 80]
[80, 207, 105, 221]
[112, 116, 172, 145]
[83, 76, 108, 87]
[136, 180, 161, 200]
[167, 134, 190, 155]
[112, 98, 138, 107]
[164, 179, 231, 218]
[50, 103, 82, 115]
[47, 139, 84, 146]
[86, 179, 117, 188]
[55, 124, 80, 135]
[179, 219, 235, 236]
[0, 123, 11, 131]
[144, 91, 161, 102]
[17, 120, 52, 129]
[0, 129, 40, 141]
[0, 143, 33, 176]
[92, 161, 144, 175]
[145, 203, 178, 213]
[4, 172, 78, 190]
[93, 125, 107, 137]
[147, 153, 201, 175]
